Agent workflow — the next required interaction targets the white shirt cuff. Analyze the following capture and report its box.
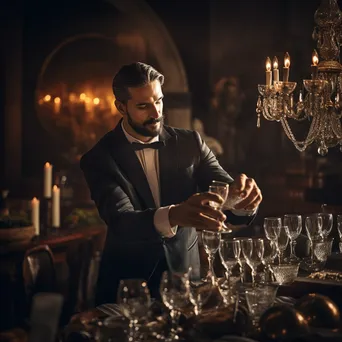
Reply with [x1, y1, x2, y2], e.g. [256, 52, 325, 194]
[230, 207, 258, 216]
[154, 205, 178, 238]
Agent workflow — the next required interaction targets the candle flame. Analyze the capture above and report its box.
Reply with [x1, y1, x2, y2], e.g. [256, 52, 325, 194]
[284, 52, 290, 68]
[32, 197, 38, 202]
[53, 185, 59, 191]
[44, 162, 51, 168]
[266, 57, 272, 71]
[80, 93, 86, 101]
[273, 56, 279, 69]
[54, 97, 61, 104]
[312, 49, 319, 65]
[44, 95, 51, 102]
[93, 97, 100, 105]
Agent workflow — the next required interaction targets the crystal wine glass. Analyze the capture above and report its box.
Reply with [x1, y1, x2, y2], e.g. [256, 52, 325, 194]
[262, 239, 277, 282]
[305, 214, 323, 263]
[277, 226, 289, 264]
[117, 279, 151, 342]
[202, 230, 221, 283]
[233, 237, 245, 283]
[219, 239, 240, 287]
[318, 213, 333, 238]
[209, 181, 230, 232]
[209, 181, 229, 209]
[283, 214, 302, 261]
[160, 271, 190, 341]
[241, 238, 264, 285]
[264, 217, 281, 243]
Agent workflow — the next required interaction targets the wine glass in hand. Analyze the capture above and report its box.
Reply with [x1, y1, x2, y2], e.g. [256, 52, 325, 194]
[209, 181, 230, 231]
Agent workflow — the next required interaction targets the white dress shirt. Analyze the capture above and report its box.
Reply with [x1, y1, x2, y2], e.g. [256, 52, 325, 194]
[121, 122, 255, 238]
[122, 122, 177, 238]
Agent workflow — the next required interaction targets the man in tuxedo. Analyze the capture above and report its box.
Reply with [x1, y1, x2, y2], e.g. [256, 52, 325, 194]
[80, 62, 262, 305]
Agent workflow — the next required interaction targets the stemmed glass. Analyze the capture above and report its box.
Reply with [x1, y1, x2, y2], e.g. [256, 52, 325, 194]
[202, 230, 221, 283]
[219, 238, 240, 287]
[117, 279, 151, 342]
[209, 181, 230, 232]
[209, 181, 229, 209]
[284, 214, 302, 261]
[264, 217, 281, 244]
[233, 238, 245, 283]
[160, 271, 190, 341]
[241, 238, 264, 285]
[318, 213, 333, 238]
[262, 239, 277, 282]
[277, 226, 289, 264]
[305, 214, 323, 263]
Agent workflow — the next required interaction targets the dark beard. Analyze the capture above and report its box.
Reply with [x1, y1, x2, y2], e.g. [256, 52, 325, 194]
[127, 111, 164, 138]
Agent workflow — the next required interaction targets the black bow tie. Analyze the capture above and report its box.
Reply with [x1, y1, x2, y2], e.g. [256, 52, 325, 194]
[131, 141, 165, 151]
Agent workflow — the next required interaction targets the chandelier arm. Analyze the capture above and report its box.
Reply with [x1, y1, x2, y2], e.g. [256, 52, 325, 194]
[263, 98, 277, 121]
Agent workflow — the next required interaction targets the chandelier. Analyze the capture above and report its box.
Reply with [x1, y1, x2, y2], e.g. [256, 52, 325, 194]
[256, 0, 342, 156]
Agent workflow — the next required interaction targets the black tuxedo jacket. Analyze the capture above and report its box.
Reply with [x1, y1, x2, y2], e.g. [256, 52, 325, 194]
[80, 121, 253, 304]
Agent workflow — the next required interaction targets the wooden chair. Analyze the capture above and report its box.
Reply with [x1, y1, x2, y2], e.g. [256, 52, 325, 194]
[22, 245, 57, 311]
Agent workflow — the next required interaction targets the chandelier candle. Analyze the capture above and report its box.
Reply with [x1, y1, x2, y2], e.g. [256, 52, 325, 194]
[273, 57, 280, 82]
[266, 57, 272, 86]
[283, 52, 290, 82]
[311, 50, 319, 80]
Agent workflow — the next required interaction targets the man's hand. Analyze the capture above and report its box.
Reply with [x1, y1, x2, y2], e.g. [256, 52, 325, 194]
[169, 192, 226, 231]
[228, 174, 262, 211]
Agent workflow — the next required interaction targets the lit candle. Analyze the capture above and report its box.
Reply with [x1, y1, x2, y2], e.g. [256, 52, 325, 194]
[283, 52, 290, 82]
[273, 56, 279, 82]
[311, 49, 319, 80]
[44, 162, 53, 198]
[31, 197, 40, 235]
[54, 97, 61, 114]
[52, 185, 60, 228]
[265, 57, 272, 86]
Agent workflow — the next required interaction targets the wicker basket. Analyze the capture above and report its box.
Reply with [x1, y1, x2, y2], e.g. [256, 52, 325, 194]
[0, 225, 35, 243]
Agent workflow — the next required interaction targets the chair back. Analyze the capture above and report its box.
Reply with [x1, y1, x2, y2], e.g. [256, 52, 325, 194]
[22, 245, 57, 299]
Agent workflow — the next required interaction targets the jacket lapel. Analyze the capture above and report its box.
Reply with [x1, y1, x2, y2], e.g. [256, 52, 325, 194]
[106, 123, 156, 209]
[158, 128, 180, 207]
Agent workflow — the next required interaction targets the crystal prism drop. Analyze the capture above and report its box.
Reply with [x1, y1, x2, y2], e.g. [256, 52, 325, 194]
[318, 146, 328, 156]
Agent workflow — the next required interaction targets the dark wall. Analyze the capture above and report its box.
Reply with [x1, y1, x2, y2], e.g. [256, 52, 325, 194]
[146, 0, 212, 122]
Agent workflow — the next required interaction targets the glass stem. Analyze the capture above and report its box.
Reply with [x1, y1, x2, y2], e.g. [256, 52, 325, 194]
[168, 309, 180, 340]
[251, 268, 256, 286]
[239, 261, 245, 283]
[207, 254, 216, 282]
[128, 319, 139, 342]
[310, 241, 314, 263]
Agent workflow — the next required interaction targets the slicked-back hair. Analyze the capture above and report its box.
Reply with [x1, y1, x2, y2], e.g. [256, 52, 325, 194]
[112, 62, 164, 103]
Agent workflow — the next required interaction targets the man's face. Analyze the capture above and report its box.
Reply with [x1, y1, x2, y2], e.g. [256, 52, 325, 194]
[119, 80, 164, 141]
